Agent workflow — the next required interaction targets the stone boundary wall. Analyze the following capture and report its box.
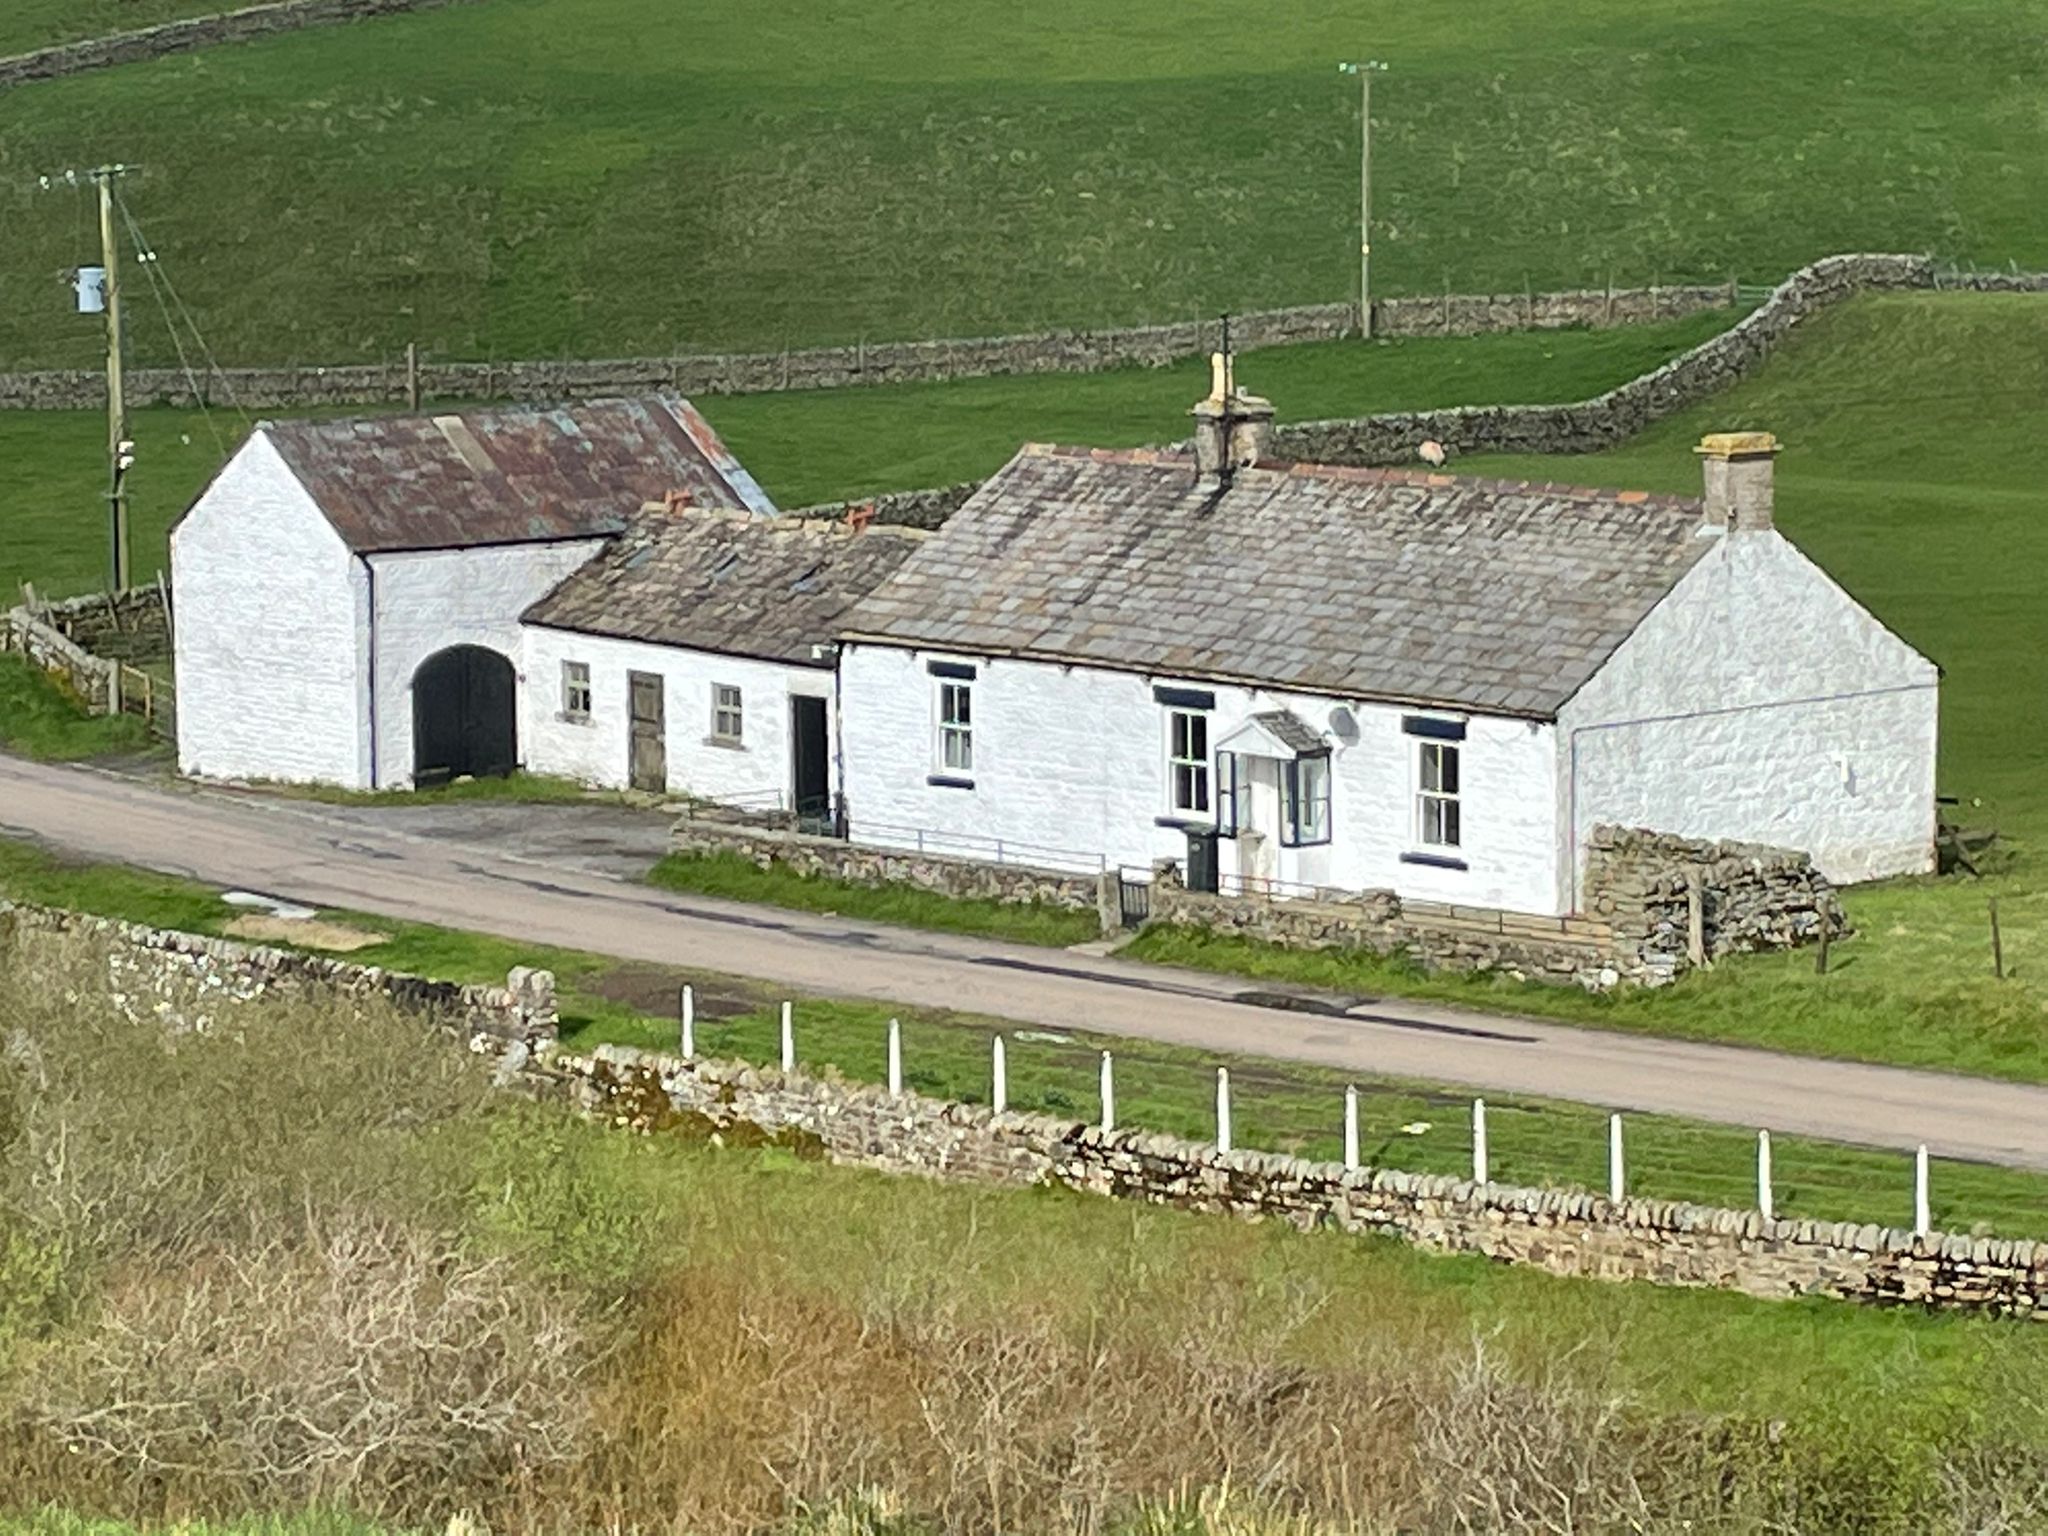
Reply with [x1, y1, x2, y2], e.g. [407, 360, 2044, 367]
[787, 481, 983, 532]
[1146, 863, 1621, 988]
[12, 897, 2042, 1317]
[671, 811, 1118, 930]
[1584, 825, 1848, 982]
[15, 585, 171, 663]
[2, 605, 116, 710]
[0, 900, 558, 1045]
[0, 284, 1742, 412]
[540, 1043, 2048, 1319]
[0, 0, 477, 91]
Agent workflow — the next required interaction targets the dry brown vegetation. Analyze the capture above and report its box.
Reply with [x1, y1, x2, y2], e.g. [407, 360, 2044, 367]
[3, 928, 2048, 1534]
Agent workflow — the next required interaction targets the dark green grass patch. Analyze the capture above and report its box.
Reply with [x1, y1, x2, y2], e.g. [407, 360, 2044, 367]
[0, 656, 155, 762]
[1, 0, 2042, 369]
[647, 850, 1102, 948]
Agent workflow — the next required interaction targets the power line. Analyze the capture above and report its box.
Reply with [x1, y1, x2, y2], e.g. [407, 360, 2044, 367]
[114, 187, 251, 432]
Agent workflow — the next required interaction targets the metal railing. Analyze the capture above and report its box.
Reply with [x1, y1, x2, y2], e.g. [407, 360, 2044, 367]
[850, 819, 1109, 876]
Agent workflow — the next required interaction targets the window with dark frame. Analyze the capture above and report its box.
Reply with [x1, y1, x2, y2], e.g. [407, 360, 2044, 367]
[1213, 750, 1241, 837]
[1168, 709, 1210, 817]
[561, 660, 592, 722]
[712, 683, 744, 744]
[1282, 753, 1332, 847]
[937, 680, 973, 773]
[1418, 741, 1461, 848]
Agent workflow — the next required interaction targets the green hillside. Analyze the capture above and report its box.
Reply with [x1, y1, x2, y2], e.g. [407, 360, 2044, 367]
[0, 1, 232, 55]
[0, 308, 1731, 597]
[2, 0, 2043, 369]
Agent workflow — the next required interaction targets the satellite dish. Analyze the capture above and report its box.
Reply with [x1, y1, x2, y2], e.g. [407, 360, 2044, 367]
[1328, 706, 1360, 745]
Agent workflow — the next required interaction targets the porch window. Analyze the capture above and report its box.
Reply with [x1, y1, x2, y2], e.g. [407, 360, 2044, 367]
[1213, 750, 1241, 837]
[711, 683, 744, 745]
[1418, 741, 1461, 848]
[560, 660, 592, 723]
[937, 680, 973, 774]
[1168, 709, 1210, 817]
[1282, 752, 1332, 847]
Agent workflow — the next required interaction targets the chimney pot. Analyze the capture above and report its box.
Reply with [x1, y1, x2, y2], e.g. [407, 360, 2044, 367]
[1696, 431, 1779, 532]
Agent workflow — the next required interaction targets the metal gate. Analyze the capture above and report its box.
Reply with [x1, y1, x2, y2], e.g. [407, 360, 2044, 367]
[1117, 868, 1152, 929]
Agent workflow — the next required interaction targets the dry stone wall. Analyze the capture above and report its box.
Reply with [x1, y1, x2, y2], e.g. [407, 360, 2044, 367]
[2, 606, 116, 710]
[671, 810, 1118, 928]
[16, 586, 171, 663]
[1584, 825, 1848, 982]
[12, 898, 2043, 1318]
[545, 1043, 2048, 1320]
[0, 0, 476, 91]
[0, 901, 558, 1045]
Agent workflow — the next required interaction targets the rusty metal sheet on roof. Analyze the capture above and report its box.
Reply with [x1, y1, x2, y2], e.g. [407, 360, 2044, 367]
[841, 445, 1721, 717]
[262, 396, 776, 554]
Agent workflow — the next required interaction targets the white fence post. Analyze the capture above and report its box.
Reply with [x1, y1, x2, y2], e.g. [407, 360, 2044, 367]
[1608, 1112, 1624, 1202]
[887, 1018, 903, 1098]
[1216, 1067, 1233, 1154]
[1757, 1130, 1774, 1221]
[679, 984, 695, 1060]
[991, 1034, 1008, 1114]
[1915, 1144, 1931, 1237]
[1343, 1085, 1360, 1172]
[1100, 1050, 1116, 1133]
[1471, 1099, 1489, 1185]
[780, 1000, 795, 1073]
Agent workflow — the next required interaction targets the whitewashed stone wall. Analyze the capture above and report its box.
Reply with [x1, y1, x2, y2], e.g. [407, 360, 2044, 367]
[170, 435, 366, 787]
[838, 645, 1563, 913]
[1561, 530, 1939, 896]
[523, 624, 833, 805]
[367, 541, 605, 788]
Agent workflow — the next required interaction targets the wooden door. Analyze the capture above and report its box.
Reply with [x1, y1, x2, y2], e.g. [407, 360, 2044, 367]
[628, 671, 666, 793]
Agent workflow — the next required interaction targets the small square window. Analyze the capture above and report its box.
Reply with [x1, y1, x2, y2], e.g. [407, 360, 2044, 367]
[712, 683, 743, 744]
[561, 660, 592, 722]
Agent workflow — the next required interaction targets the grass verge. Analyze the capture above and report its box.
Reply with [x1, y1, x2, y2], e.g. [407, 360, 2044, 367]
[0, 658, 156, 763]
[5, 833, 2048, 1242]
[647, 849, 1101, 948]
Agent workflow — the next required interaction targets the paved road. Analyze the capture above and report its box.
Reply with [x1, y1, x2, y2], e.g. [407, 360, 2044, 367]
[6, 753, 2048, 1170]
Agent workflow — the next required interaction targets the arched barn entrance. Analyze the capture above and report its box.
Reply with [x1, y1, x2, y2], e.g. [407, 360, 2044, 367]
[411, 645, 517, 787]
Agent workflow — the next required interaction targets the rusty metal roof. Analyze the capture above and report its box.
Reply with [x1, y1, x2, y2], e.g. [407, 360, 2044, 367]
[262, 396, 776, 554]
[841, 444, 1720, 718]
[524, 507, 926, 666]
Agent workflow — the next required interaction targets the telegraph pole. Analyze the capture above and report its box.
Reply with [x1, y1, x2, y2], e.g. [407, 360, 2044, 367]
[1338, 61, 1387, 339]
[36, 163, 137, 590]
[97, 168, 133, 590]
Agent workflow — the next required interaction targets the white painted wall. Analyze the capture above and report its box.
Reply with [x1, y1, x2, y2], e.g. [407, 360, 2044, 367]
[1560, 528, 1939, 893]
[367, 540, 606, 788]
[171, 434, 367, 787]
[838, 644, 1562, 911]
[522, 623, 834, 805]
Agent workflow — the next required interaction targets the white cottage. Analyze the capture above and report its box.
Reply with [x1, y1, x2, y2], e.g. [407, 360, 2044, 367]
[520, 506, 923, 818]
[835, 417, 1938, 916]
[171, 397, 774, 789]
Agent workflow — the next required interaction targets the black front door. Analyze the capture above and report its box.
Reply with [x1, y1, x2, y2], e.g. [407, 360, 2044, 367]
[412, 645, 517, 787]
[789, 694, 830, 830]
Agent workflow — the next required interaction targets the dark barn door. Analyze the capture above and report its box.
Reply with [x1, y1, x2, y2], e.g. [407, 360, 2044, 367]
[628, 671, 668, 793]
[789, 695, 830, 831]
[412, 645, 517, 787]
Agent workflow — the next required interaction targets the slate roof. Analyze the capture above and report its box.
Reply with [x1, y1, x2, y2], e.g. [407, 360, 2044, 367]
[524, 508, 926, 667]
[840, 445, 1721, 717]
[1251, 709, 1328, 755]
[259, 396, 776, 554]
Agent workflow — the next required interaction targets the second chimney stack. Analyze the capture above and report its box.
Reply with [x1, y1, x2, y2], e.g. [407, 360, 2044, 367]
[1697, 431, 1779, 532]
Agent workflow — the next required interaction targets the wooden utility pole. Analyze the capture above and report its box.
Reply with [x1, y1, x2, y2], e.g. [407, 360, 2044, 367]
[97, 168, 132, 592]
[1339, 61, 1387, 339]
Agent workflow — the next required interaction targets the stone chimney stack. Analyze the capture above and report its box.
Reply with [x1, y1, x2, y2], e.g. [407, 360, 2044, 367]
[1696, 431, 1779, 532]
[1191, 352, 1275, 480]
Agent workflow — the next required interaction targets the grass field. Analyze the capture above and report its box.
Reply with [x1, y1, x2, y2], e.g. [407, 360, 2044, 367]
[0, 309, 1730, 597]
[0, 1, 230, 55]
[0, 657, 153, 761]
[2, 0, 2044, 370]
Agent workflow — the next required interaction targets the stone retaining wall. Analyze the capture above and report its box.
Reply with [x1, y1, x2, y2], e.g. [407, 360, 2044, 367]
[2, 606, 115, 710]
[0, 0, 476, 91]
[16, 585, 171, 663]
[671, 811, 1118, 928]
[0, 901, 558, 1045]
[1585, 825, 1848, 982]
[15, 898, 2041, 1317]
[543, 1043, 2048, 1319]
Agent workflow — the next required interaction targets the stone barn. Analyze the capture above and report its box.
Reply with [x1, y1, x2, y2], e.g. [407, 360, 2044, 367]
[171, 397, 775, 789]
